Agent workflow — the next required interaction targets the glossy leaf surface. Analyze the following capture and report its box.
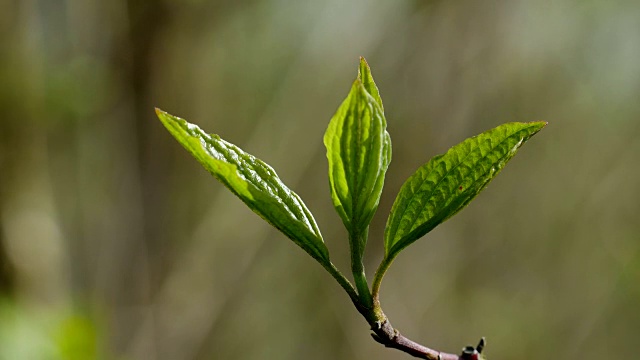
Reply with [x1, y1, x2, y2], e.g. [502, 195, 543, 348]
[156, 109, 329, 264]
[384, 122, 546, 259]
[324, 58, 391, 257]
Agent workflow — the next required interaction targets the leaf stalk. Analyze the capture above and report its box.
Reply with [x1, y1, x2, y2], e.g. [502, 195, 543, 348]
[322, 262, 359, 303]
[372, 253, 394, 301]
[350, 230, 373, 308]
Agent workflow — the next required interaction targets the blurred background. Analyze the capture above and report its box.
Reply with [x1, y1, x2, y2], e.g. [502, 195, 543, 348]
[1, 0, 639, 359]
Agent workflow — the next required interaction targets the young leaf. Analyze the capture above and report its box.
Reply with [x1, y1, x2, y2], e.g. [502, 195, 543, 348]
[156, 108, 330, 265]
[384, 122, 546, 260]
[324, 58, 392, 258]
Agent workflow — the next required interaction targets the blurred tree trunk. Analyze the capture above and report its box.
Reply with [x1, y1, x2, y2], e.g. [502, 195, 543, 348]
[0, 236, 14, 296]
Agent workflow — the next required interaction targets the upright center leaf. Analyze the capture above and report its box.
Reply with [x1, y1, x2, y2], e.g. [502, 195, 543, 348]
[324, 58, 392, 261]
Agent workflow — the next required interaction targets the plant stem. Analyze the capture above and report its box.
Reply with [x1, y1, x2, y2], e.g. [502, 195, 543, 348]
[368, 255, 484, 359]
[324, 238, 484, 360]
[353, 267, 373, 307]
[350, 231, 373, 308]
[323, 262, 359, 303]
[371, 254, 394, 301]
[367, 308, 484, 360]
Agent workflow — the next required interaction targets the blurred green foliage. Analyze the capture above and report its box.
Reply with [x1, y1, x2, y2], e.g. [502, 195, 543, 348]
[0, 1, 639, 359]
[0, 301, 97, 360]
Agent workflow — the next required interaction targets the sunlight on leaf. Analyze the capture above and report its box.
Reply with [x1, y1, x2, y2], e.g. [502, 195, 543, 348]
[384, 122, 546, 260]
[156, 109, 330, 265]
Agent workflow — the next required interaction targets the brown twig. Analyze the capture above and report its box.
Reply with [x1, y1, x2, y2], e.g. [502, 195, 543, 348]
[332, 257, 487, 359]
[367, 254, 487, 359]
[365, 308, 485, 360]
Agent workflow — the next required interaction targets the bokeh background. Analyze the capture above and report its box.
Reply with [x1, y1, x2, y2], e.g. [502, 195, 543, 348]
[1, 0, 639, 359]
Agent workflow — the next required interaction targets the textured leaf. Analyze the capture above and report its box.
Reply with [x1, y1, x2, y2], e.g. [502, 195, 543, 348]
[324, 58, 391, 257]
[156, 109, 329, 265]
[384, 122, 546, 259]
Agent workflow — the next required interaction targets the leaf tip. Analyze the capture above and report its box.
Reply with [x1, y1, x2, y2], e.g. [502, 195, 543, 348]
[155, 108, 175, 126]
[155, 108, 187, 134]
[358, 56, 371, 77]
[530, 120, 548, 133]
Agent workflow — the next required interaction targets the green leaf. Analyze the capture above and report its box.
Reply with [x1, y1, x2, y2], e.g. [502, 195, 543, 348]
[156, 108, 330, 265]
[324, 58, 392, 257]
[384, 122, 546, 260]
